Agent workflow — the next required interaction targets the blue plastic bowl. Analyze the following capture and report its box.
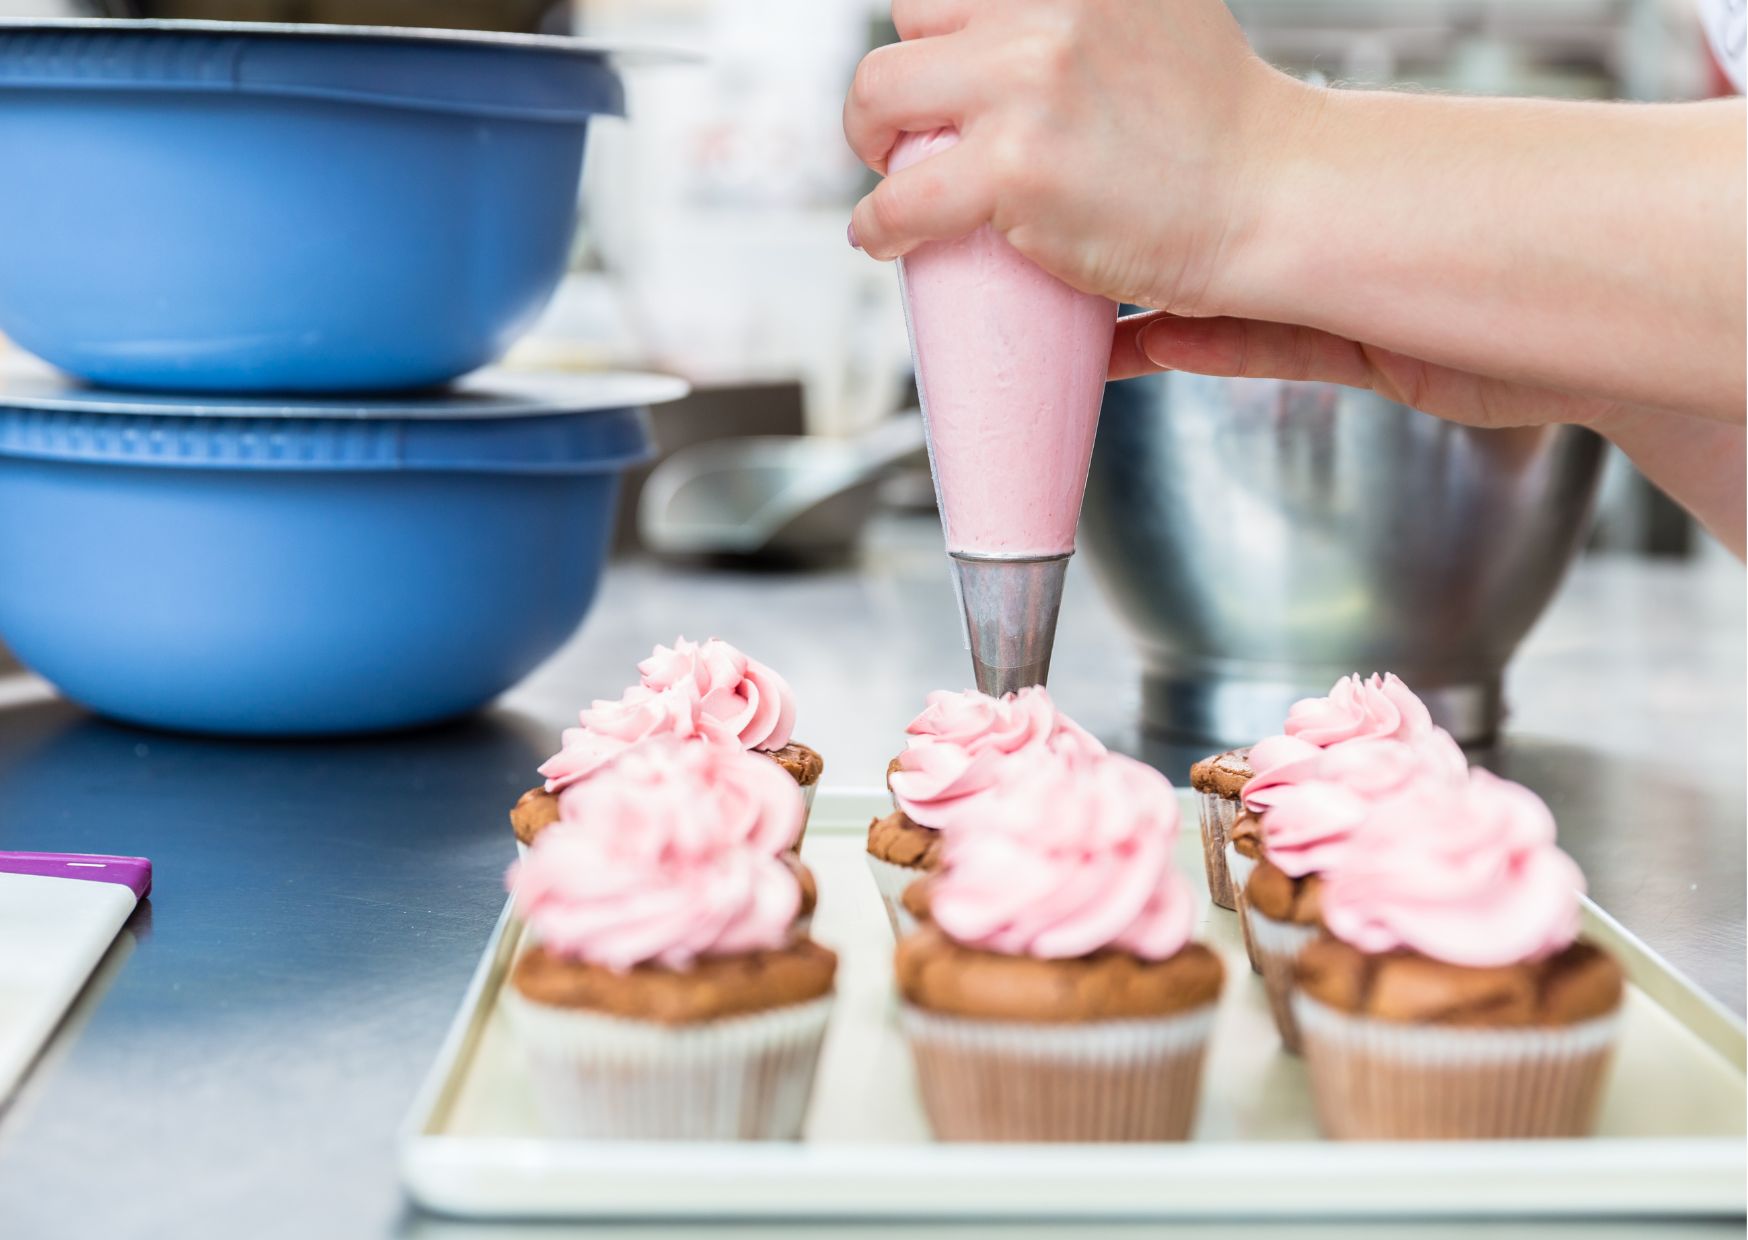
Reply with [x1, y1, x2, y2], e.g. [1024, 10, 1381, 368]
[0, 371, 678, 735]
[0, 20, 626, 393]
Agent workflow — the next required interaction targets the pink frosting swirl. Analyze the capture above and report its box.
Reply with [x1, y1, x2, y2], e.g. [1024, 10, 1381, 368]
[539, 685, 702, 791]
[889, 687, 1105, 830]
[927, 750, 1195, 961]
[1245, 734, 1468, 879]
[1285, 672, 1434, 748]
[637, 637, 797, 752]
[1239, 733, 1327, 813]
[1243, 721, 1467, 814]
[537, 636, 798, 792]
[509, 740, 805, 971]
[1319, 768, 1585, 968]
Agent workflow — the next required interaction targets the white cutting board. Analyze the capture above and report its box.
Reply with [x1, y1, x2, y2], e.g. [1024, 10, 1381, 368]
[0, 855, 150, 1102]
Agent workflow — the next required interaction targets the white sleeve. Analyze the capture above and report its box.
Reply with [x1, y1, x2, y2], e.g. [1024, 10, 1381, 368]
[1699, 0, 1746, 91]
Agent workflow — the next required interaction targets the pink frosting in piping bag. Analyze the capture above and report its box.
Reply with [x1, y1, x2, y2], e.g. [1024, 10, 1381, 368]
[927, 749, 1195, 961]
[509, 740, 804, 971]
[1319, 768, 1585, 968]
[892, 128, 1117, 557]
[889, 686, 1105, 830]
[539, 637, 797, 792]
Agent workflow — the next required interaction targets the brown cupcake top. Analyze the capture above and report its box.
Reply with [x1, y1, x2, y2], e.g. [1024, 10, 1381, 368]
[866, 810, 944, 870]
[512, 938, 837, 1026]
[885, 754, 903, 791]
[895, 920, 1223, 1023]
[1296, 936, 1623, 1027]
[763, 741, 824, 787]
[1189, 747, 1252, 798]
[510, 785, 560, 846]
[1245, 858, 1322, 925]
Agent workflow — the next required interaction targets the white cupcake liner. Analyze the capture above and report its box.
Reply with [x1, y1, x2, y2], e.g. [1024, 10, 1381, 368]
[1294, 992, 1621, 1140]
[1198, 791, 1240, 909]
[865, 853, 927, 939]
[797, 779, 817, 844]
[1223, 843, 1261, 973]
[899, 1004, 1216, 1142]
[1245, 910, 1321, 1053]
[502, 989, 834, 1141]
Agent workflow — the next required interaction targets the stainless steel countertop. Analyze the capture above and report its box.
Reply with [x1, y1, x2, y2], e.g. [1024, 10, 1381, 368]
[0, 520, 1740, 1239]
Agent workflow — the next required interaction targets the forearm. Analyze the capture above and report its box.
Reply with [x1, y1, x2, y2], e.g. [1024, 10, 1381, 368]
[1586, 407, 1746, 557]
[1226, 89, 1746, 422]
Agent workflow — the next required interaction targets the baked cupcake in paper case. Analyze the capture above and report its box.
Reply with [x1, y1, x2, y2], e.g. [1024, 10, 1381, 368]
[512, 636, 822, 850]
[1190, 672, 1435, 911]
[1231, 732, 1468, 1051]
[868, 687, 1102, 936]
[1226, 722, 1464, 972]
[894, 747, 1223, 1142]
[1293, 767, 1623, 1140]
[1188, 746, 1250, 909]
[865, 808, 945, 938]
[503, 739, 835, 1141]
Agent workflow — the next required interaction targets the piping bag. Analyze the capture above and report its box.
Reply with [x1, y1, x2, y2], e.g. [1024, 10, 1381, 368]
[892, 128, 1118, 696]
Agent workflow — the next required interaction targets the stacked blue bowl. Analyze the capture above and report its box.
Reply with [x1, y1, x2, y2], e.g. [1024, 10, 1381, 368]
[0, 19, 682, 735]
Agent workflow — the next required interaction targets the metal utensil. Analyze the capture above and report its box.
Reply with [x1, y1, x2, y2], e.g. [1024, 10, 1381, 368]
[1079, 372, 1606, 745]
[638, 415, 926, 562]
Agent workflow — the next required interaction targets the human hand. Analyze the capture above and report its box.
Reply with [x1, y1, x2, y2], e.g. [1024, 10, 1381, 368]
[843, 0, 1313, 316]
[1108, 310, 1620, 430]
[1110, 309, 1747, 556]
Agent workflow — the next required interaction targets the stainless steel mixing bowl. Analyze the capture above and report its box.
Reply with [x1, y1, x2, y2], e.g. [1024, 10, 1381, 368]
[1079, 372, 1606, 745]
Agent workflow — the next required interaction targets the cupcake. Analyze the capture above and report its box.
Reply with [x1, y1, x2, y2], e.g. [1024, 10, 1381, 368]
[870, 687, 1101, 935]
[1187, 748, 1251, 909]
[503, 739, 836, 1140]
[864, 808, 944, 937]
[1233, 732, 1466, 1051]
[1294, 767, 1623, 1139]
[895, 748, 1223, 1142]
[1197, 671, 1438, 917]
[512, 636, 822, 850]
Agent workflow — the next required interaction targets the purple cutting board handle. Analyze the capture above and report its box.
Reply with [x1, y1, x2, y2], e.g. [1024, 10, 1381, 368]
[0, 852, 152, 901]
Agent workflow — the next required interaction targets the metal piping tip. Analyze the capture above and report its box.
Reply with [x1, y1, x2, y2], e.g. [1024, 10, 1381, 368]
[949, 552, 1070, 698]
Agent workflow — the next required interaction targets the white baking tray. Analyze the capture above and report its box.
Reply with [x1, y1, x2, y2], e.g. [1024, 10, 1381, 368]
[399, 789, 1746, 1221]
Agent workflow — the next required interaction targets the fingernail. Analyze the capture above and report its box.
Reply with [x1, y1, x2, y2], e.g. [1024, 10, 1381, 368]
[1136, 321, 1171, 369]
[846, 221, 862, 250]
[1141, 316, 1209, 364]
